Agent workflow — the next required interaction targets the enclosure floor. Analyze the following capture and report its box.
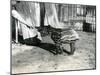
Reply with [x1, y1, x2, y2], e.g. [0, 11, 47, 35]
[12, 31, 96, 74]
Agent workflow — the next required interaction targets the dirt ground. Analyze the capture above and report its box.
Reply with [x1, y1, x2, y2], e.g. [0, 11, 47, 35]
[12, 31, 96, 74]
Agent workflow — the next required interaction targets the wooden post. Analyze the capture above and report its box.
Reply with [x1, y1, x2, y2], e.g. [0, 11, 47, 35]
[15, 19, 18, 43]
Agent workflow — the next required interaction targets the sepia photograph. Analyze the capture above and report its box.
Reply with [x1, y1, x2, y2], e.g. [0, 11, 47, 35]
[11, 0, 96, 74]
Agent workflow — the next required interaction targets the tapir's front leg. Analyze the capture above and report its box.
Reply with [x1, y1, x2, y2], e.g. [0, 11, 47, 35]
[70, 41, 76, 55]
[55, 42, 63, 54]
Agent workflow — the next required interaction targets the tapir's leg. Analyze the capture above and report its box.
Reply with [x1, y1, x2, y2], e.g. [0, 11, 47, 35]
[70, 41, 75, 55]
[55, 42, 63, 54]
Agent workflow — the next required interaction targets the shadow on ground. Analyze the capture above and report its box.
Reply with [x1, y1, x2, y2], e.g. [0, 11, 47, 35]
[37, 43, 57, 55]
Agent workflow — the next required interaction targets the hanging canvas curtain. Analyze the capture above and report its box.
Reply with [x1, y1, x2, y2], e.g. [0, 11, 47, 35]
[13, 1, 41, 40]
[44, 3, 70, 28]
[15, 1, 40, 27]
[44, 3, 61, 28]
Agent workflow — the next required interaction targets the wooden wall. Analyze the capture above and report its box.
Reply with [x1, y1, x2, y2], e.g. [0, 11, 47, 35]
[57, 4, 96, 32]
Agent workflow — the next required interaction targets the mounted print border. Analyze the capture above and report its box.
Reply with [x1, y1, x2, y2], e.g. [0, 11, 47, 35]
[11, 0, 96, 74]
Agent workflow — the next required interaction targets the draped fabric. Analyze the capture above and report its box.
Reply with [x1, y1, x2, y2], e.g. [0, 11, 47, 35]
[15, 1, 40, 27]
[12, 2, 41, 40]
[15, 2, 69, 29]
[44, 3, 60, 28]
[44, 3, 69, 28]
